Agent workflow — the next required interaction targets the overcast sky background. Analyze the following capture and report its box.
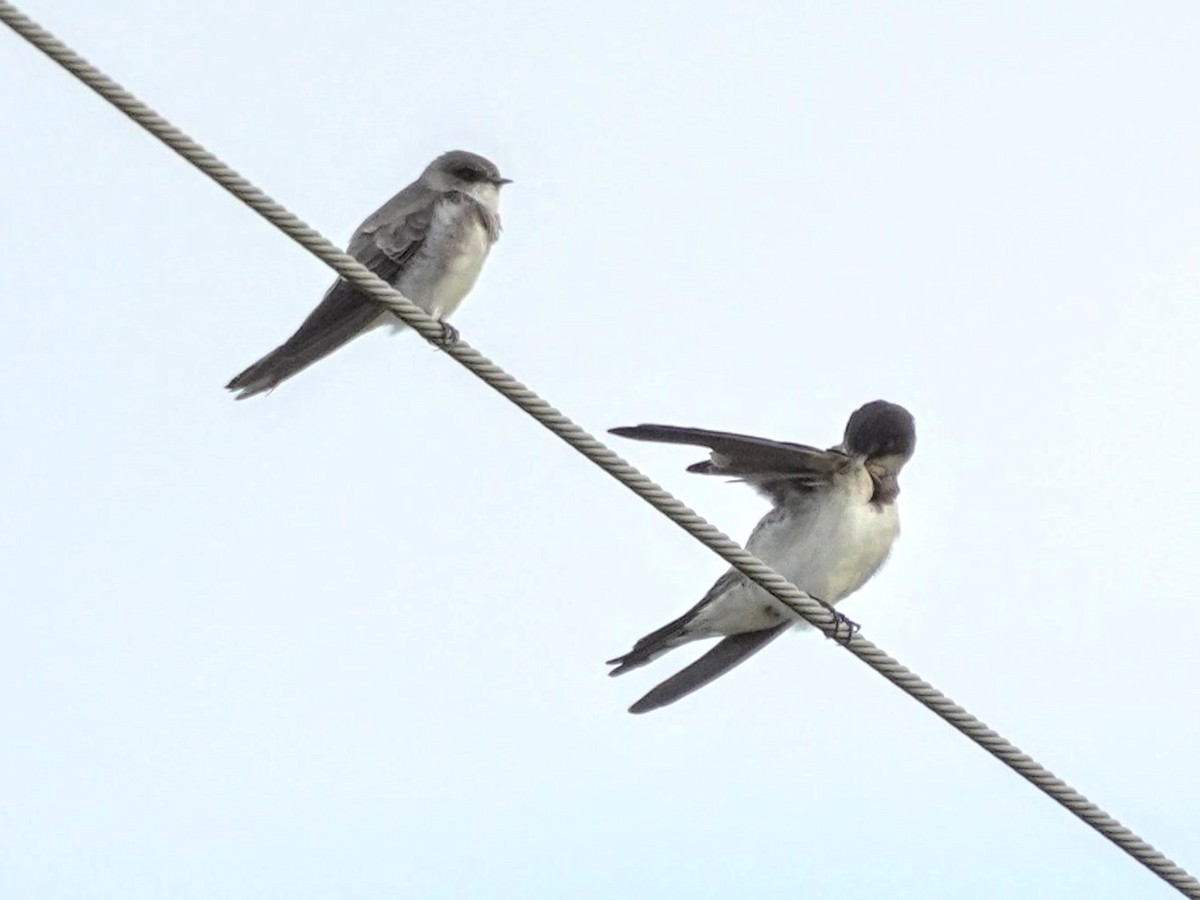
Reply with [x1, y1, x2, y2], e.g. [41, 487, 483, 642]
[3, 2, 1200, 898]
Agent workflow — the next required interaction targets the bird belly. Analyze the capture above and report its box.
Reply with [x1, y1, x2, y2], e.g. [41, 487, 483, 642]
[396, 203, 492, 321]
[697, 490, 899, 635]
[779, 499, 898, 605]
[691, 583, 795, 636]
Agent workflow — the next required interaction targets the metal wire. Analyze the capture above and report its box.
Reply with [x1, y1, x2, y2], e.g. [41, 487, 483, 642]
[2, 3, 1196, 896]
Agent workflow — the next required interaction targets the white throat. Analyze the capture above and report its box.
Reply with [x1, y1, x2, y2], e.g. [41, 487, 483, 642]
[461, 181, 502, 213]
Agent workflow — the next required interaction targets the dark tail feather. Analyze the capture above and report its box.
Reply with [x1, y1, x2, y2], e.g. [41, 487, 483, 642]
[606, 609, 699, 676]
[628, 625, 788, 714]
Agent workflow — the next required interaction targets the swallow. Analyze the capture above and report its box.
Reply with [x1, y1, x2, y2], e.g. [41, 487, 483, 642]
[227, 150, 509, 398]
[607, 400, 916, 713]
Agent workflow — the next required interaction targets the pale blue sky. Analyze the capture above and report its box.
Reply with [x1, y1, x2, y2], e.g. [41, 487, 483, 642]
[3, 2, 1200, 897]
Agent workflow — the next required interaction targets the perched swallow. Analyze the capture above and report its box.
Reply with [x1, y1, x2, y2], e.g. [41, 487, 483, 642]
[227, 150, 510, 399]
[607, 400, 916, 714]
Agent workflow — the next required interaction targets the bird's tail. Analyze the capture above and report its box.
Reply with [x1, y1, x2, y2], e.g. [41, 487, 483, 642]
[606, 610, 700, 676]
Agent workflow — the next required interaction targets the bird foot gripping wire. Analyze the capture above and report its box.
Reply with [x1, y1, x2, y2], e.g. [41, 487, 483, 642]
[432, 321, 460, 349]
[813, 596, 859, 644]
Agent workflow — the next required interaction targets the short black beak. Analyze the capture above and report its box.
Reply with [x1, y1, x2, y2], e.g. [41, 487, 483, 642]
[493, 177, 513, 186]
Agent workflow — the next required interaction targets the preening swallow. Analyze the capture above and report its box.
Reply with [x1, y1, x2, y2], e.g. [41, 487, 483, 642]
[608, 400, 916, 713]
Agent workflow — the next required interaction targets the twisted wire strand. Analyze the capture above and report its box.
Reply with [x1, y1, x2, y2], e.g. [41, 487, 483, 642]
[2, 3, 1195, 895]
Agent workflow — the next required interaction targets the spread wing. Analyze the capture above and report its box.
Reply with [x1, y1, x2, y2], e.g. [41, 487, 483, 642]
[609, 424, 854, 505]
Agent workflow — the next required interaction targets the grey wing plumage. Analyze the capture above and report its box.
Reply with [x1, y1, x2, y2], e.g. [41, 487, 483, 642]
[226, 186, 437, 399]
[626, 624, 789, 714]
[610, 424, 852, 504]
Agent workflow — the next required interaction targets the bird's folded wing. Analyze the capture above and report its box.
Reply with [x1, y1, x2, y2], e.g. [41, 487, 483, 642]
[278, 199, 437, 353]
[353, 194, 436, 271]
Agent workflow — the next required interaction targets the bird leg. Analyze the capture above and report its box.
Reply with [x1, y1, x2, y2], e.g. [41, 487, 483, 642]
[432, 321, 460, 348]
[809, 595, 859, 644]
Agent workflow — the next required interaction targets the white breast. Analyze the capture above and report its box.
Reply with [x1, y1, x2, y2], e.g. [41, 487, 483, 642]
[768, 485, 898, 604]
[397, 199, 494, 320]
[692, 469, 900, 635]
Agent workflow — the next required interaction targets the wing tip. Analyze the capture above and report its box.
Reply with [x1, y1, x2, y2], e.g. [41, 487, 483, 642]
[608, 425, 648, 439]
[620, 627, 789, 715]
[626, 677, 701, 714]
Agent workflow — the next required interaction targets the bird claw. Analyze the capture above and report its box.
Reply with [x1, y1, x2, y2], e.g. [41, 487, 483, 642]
[813, 596, 858, 644]
[432, 321, 460, 348]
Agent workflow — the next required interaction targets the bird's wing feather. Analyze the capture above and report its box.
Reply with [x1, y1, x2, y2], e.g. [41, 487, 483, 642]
[276, 195, 438, 353]
[627, 624, 789, 714]
[348, 181, 437, 255]
[610, 424, 853, 504]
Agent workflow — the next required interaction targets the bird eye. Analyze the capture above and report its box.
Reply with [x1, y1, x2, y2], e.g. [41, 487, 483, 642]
[452, 166, 481, 181]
